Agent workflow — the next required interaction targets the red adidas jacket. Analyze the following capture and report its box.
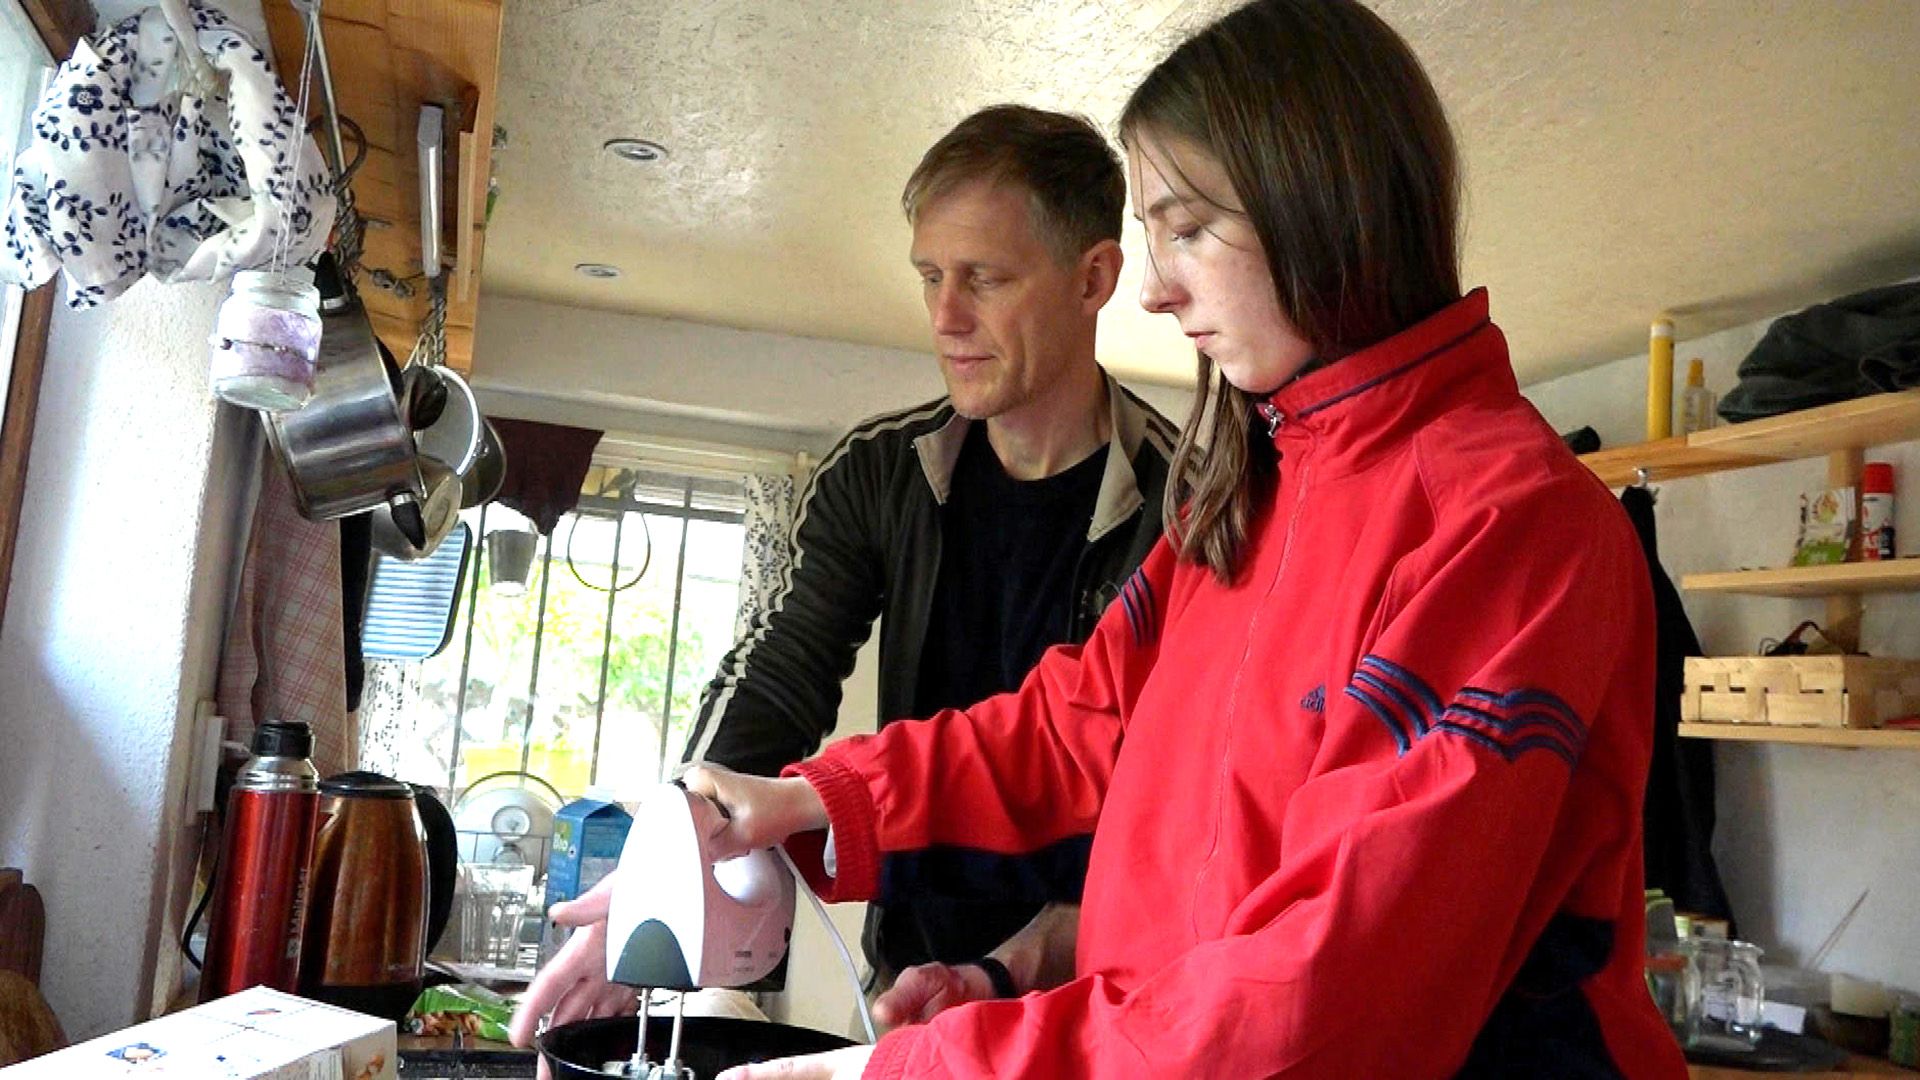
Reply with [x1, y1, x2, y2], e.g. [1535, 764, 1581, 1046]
[786, 290, 1689, 1078]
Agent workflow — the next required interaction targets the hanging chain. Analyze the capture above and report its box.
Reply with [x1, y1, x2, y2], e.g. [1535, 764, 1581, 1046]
[284, 0, 364, 284]
[271, 8, 320, 275]
[333, 185, 364, 283]
[407, 273, 448, 370]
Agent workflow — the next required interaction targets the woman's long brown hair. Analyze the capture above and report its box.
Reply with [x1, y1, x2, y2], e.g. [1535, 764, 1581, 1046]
[1121, 0, 1463, 582]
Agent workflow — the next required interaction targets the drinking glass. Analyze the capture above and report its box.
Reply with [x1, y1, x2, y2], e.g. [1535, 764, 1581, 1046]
[459, 863, 534, 968]
[1686, 938, 1766, 1051]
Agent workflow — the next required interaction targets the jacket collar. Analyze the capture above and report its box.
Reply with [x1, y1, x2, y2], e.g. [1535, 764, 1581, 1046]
[1260, 288, 1511, 468]
[914, 371, 1160, 541]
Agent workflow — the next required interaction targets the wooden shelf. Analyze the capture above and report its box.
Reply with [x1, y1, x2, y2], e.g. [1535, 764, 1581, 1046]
[1681, 560, 1920, 597]
[1690, 1053, 1918, 1077]
[1580, 436, 1774, 487]
[1679, 722, 1920, 750]
[1691, 389, 1920, 459]
[1579, 391, 1920, 487]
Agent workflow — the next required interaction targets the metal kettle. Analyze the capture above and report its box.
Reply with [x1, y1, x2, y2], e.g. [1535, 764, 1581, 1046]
[298, 772, 431, 1021]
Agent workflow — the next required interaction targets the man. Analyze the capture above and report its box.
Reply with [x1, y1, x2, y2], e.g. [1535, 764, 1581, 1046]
[686, 100, 1178, 999]
[508, 104, 1176, 1043]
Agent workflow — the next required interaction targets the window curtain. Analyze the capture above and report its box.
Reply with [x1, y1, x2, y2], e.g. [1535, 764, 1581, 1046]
[735, 472, 798, 639]
[356, 658, 427, 783]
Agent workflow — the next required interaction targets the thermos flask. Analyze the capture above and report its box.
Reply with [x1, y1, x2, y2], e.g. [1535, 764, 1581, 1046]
[200, 722, 321, 1000]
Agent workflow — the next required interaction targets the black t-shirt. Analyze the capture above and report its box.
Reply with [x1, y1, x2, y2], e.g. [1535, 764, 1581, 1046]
[879, 422, 1105, 969]
[916, 421, 1106, 715]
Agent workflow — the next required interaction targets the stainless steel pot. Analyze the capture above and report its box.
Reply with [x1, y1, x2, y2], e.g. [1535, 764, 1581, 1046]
[461, 419, 506, 509]
[263, 256, 424, 521]
[412, 364, 483, 477]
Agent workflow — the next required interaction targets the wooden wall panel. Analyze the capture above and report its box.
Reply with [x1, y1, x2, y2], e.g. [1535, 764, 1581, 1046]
[265, 0, 501, 373]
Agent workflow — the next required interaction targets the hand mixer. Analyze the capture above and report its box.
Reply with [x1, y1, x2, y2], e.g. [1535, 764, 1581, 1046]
[600, 783, 797, 1079]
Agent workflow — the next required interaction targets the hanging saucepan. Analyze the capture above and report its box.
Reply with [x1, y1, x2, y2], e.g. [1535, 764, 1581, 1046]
[411, 364, 484, 478]
[461, 418, 507, 509]
[263, 253, 426, 522]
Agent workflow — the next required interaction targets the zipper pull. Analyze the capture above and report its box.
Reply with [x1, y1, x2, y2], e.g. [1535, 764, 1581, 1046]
[1256, 402, 1283, 438]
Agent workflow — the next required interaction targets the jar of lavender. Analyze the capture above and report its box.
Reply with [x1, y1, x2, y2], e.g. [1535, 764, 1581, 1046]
[208, 268, 323, 411]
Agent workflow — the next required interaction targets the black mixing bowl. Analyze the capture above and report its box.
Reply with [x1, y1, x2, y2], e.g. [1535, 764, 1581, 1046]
[536, 1015, 855, 1079]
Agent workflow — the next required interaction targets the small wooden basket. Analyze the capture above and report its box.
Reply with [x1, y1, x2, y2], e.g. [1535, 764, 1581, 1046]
[1681, 656, 1920, 729]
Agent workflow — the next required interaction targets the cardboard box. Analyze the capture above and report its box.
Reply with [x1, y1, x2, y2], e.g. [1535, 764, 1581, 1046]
[2, 986, 395, 1079]
[545, 798, 632, 909]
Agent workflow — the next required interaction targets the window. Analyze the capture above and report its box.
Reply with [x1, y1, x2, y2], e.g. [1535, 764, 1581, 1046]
[364, 468, 749, 800]
[0, 0, 59, 625]
[0, 0, 52, 424]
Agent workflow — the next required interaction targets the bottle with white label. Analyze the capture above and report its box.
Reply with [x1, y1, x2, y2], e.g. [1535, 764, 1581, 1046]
[1861, 462, 1896, 560]
[1680, 359, 1716, 435]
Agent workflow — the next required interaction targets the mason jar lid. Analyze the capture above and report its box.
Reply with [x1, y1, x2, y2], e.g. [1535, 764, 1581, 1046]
[228, 268, 320, 319]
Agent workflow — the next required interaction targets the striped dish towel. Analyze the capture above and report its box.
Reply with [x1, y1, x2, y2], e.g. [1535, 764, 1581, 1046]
[217, 450, 353, 777]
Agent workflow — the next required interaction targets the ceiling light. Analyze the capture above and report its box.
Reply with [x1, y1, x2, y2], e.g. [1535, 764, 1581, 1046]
[574, 263, 622, 280]
[603, 138, 667, 164]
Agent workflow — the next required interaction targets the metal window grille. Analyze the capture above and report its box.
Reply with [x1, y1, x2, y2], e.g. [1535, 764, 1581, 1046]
[439, 470, 747, 797]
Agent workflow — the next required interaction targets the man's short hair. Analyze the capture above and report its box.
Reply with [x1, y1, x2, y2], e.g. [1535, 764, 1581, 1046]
[902, 104, 1125, 264]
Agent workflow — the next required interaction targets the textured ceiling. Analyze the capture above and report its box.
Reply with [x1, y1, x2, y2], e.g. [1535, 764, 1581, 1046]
[482, 1, 1920, 388]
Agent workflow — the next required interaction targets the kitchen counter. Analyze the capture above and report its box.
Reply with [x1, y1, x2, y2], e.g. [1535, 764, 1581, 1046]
[397, 1033, 535, 1079]
[1690, 1057, 1917, 1078]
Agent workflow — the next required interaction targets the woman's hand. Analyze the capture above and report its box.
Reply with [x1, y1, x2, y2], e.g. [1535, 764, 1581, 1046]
[717, 1045, 875, 1080]
[504, 770, 830, 1077]
[681, 763, 830, 861]
[504, 874, 636, 1080]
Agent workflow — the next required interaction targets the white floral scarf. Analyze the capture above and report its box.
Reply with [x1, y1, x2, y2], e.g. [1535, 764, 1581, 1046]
[0, 2, 336, 308]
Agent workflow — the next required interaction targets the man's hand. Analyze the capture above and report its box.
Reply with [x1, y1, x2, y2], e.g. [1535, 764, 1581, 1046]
[994, 902, 1080, 995]
[871, 962, 996, 1029]
[717, 1046, 874, 1080]
[505, 875, 635, 1079]
[681, 763, 830, 860]
[867, 903, 1081, 1030]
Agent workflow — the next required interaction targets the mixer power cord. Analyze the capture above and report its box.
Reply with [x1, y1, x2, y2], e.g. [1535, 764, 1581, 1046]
[774, 846, 878, 1044]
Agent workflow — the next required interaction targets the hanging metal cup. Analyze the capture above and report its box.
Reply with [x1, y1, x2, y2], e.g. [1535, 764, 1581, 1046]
[488, 528, 539, 595]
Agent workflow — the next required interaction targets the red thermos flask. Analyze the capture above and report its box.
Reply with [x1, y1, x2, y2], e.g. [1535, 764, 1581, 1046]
[200, 722, 321, 1000]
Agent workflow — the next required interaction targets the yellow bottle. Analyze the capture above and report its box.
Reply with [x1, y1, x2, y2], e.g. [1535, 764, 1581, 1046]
[1647, 318, 1675, 440]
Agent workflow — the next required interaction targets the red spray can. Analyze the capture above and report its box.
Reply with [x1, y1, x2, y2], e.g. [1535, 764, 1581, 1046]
[200, 722, 321, 1000]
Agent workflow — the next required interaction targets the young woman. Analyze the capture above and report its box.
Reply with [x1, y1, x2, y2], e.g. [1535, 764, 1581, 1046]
[560, 2, 1690, 1076]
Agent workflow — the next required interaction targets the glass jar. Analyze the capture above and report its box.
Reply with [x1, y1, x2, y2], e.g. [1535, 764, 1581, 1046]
[208, 268, 323, 411]
[1685, 938, 1766, 1051]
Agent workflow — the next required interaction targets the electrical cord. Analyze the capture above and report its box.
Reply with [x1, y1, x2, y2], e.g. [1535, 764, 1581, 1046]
[180, 815, 217, 970]
[775, 845, 877, 1045]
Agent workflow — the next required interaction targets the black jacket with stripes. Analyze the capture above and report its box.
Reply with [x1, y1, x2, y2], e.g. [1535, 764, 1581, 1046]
[683, 375, 1176, 779]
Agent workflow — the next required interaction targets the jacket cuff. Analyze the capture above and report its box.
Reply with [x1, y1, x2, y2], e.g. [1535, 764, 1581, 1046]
[863, 1026, 917, 1080]
[782, 756, 881, 901]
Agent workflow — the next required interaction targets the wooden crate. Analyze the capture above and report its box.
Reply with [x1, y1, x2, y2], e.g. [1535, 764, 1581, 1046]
[1682, 656, 1920, 729]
